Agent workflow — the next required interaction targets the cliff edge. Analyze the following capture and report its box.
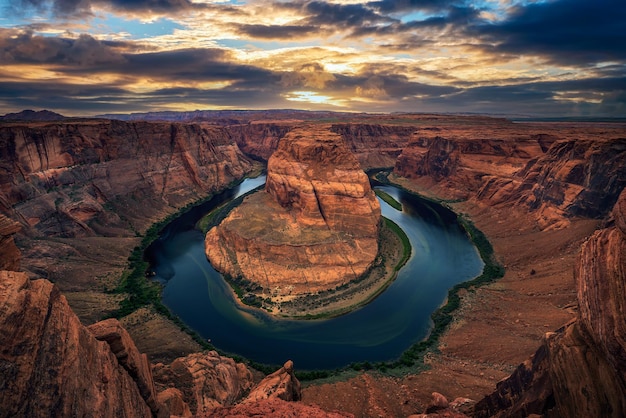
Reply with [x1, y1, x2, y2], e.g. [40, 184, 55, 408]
[205, 126, 381, 311]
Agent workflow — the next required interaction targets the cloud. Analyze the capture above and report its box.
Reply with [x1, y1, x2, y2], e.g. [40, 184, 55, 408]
[470, 0, 626, 66]
[280, 62, 336, 89]
[0, 31, 128, 66]
[10, 0, 199, 17]
[236, 23, 319, 39]
[367, 0, 457, 13]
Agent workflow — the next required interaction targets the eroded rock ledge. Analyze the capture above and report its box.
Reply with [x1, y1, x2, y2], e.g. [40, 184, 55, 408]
[205, 125, 381, 309]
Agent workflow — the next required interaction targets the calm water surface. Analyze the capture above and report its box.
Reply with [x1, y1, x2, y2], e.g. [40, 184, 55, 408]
[146, 176, 483, 370]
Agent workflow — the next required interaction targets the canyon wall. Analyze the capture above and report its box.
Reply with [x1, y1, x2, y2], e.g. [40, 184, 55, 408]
[393, 121, 626, 228]
[226, 122, 414, 170]
[0, 267, 327, 418]
[0, 120, 255, 324]
[0, 120, 254, 238]
[473, 188, 626, 417]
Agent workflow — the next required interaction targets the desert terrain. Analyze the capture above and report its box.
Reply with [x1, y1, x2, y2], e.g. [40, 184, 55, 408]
[0, 112, 624, 417]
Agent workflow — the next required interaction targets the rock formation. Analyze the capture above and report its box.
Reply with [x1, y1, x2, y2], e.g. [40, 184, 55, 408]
[0, 119, 254, 327]
[331, 123, 414, 169]
[152, 351, 255, 415]
[244, 360, 301, 403]
[473, 188, 626, 417]
[0, 265, 311, 417]
[0, 214, 20, 271]
[0, 120, 253, 238]
[394, 120, 626, 229]
[0, 271, 155, 418]
[205, 125, 381, 305]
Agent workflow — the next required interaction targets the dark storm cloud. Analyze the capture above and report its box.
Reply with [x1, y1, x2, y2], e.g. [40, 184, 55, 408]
[274, 1, 395, 31]
[0, 31, 278, 85]
[471, 0, 626, 66]
[0, 31, 127, 66]
[120, 49, 279, 84]
[367, 0, 458, 13]
[236, 23, 319, 39]
[0, 75, 286, 114]
[421, 76, 626, 116]
[10, 0, 198, 17]
[350, 4, 478, 38]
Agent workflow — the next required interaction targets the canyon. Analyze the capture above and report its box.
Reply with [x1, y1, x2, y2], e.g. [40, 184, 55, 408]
[204, 125, 382, 312]
[0, 112, 625, 417]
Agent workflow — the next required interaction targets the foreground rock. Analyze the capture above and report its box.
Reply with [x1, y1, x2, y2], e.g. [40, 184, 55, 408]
[473, 188, 626, 417]
[205, 125, 381, 308]
[0, 271, 155, 417]
[152, 351, 255, 415]
[0, 265, 328, 417]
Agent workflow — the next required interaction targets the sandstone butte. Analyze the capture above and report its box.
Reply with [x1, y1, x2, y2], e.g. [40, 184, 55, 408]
[204, 125, 381, 308]
[0, 114, 625, 417]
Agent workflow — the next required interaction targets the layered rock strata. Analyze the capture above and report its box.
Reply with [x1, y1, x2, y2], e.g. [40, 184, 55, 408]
[394, 120, 626, 229]
[473, 188, 626, 417]
[0, 267, 312, 417]
[0, 214, 20, 271]
[205, 126, 381, 305]
[0, 271, 155, 418]
[0, 119, 254, 327]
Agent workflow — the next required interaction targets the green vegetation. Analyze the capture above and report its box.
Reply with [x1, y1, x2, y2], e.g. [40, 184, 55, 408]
[106, 176, 266, 351]
[292, 173, 505, 382]
[374, 189, 402, 211]
[384, 218, 411, 268]
[197, 184, 264, 233]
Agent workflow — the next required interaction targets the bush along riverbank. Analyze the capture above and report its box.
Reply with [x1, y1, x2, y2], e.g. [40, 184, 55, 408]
[106, 174, 264, 351]
[287, 171, 506, 381]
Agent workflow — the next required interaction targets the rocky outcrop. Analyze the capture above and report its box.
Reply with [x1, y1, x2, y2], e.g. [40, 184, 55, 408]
[331, 123, 414, 169]
[207, 398, 353, 417]
[0, 214, 20, 271]
[0, 271, 155, 418]
[205, 125, 381, 305]
[0, 267, 323, 417]
[244, 360, 301, 403]
[226, 123, 292, 160]
[473, 187, 626, 417]
[88, 318, 161, 415]
[394, 120, 626, 229]
[0, 120, 254, 238]
[0, 119, 254, 325]
[152, 351, 255, 415]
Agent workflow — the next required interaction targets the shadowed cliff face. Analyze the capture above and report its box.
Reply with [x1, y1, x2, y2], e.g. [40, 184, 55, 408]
[393, 121, 626, 229]
[474, 188, 626, 418]
[226, 122, 414, 171]
[0, 120, 255, 321]
[0, 214, 20, 271]
[0, 271, 155, 418]
[0, 120, 254, 238]
[205, 126, 381, 304]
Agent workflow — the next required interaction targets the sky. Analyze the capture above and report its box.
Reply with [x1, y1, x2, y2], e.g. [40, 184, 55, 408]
[0, 0, 624, 117]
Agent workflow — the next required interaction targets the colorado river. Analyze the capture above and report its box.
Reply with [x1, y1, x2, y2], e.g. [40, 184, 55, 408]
[146, 176, 483, 370]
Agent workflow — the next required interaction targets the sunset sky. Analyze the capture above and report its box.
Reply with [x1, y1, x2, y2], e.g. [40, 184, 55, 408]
[0, 0, 624, 117]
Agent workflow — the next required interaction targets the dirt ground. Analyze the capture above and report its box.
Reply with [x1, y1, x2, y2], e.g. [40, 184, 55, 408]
[301, 181, 599, 417]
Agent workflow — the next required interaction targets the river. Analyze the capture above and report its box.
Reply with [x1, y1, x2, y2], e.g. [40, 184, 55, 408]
[145, 176, 483, 370]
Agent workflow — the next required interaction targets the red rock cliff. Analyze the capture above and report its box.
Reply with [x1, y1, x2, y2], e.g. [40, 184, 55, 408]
[0, 120, 254, 238]
[473, 187, 626, 417]
[205, 125, 381, 307]
[393, 120, 626, 228]
[0, 271, 156, 418]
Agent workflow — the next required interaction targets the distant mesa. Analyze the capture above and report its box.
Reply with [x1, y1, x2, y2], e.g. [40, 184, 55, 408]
[0, 109, 66, 121]
[204, 125, 381, 312]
